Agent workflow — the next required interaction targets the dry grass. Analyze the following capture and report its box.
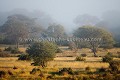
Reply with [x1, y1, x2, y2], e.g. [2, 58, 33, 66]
[48, 61, 109, 69]
[0, 46, 120, 79]
[0, 57, 109, 70]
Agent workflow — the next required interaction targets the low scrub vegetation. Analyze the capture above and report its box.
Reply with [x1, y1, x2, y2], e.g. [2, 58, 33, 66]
[58, 68, 74, 75]
[4, 46, 21, 54]
[75, 56, 86, 61]
[102, 55, 113, 62]
[18, 54, 31, 61]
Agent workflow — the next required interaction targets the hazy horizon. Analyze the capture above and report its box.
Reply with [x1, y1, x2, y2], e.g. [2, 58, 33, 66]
[0, 0, 120, 32]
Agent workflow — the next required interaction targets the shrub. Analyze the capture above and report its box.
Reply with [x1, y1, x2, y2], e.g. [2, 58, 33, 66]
[102, 73, 114, 80]
[109, 61, 120, 73]
[8, 70, 13, 75]
[30, 68, 41, 74]
[107, 52, 113, 57]
[13, 66, 18, 69]
[75, 56, 86, 61]
[4, 46, 12, 51]
[11, 48, 20, 54]
[102, 55, 113, 62]
[85, 66, 91, 71]
[26, 41, 57, 68]
[4, 47, 21, 54]
[58, 68, 74, 75]
[18, 54, 31, 61]
[81, 53, 87, 57]
[0, 70, 6, 78]
[99, 67, 107, 72]
[39, 73, 45, 78]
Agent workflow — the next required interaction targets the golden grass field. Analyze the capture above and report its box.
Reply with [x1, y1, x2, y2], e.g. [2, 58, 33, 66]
[0, 46, 120, 79]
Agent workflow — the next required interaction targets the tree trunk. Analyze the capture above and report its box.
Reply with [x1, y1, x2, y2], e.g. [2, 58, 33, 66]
[16, 42, 19, 49]
[93, 50, 97, 57]
[92, 48, 97, 57]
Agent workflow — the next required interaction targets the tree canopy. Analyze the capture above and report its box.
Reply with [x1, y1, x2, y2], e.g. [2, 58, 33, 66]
[26, 41, 57, 67]
[73, 26, 114, 56]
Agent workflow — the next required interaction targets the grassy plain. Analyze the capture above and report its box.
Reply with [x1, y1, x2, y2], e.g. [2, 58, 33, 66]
[0, 45, 120, 79]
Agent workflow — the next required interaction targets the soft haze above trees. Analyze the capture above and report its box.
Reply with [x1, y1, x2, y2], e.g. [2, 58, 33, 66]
[74, 14, 100, 27]
[0, 9, 54, 28]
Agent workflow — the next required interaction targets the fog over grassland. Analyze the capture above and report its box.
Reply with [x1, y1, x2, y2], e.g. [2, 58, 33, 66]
[0, 0, 120, 38]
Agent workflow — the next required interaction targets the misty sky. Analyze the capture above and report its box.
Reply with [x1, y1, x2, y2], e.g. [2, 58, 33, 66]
[0, 0, 120, 31]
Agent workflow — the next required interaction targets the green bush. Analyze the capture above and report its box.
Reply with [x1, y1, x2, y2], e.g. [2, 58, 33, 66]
[26, 41, 57, 67]
[18, 54, 31, 61]
[102, 55, 113, 62]
[75, 56, 86, 61]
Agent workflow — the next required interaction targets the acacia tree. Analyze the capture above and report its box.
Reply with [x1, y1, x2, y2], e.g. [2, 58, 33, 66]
[73, 26, 114, 57]
[26, 41, 57, 67]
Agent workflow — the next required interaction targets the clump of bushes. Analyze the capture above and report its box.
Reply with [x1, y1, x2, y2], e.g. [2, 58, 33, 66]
[0, 70, 14, 78]
[81, 53, 87, 57]
[30, 68, 41, 74]
[58, 68, 74, 75]
[0, 70, 6, 78]
[85, 66, 91, 71]
[4, 46, 12, 51]
[109, 61, 120, 73]
[98, 67, 107, 72]
[13, 66, 18, 69]
[8, 70, 13, 75]
[102, 55, 113, 62]
[75, 56, 86, 61]
[4, 47, 21, 54]
[18, 54, 31, 61]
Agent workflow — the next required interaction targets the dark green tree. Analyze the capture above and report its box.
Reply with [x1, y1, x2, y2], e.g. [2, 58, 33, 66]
[26, 41, 57, 67]
[73, 26, 114, 56]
